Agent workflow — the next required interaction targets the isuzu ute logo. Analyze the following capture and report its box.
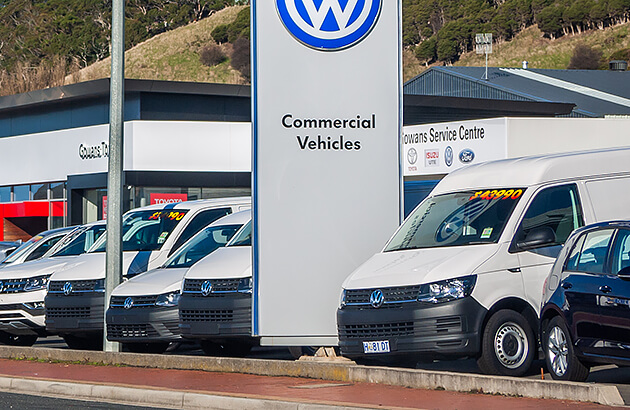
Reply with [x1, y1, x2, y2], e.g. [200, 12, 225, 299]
[63, 282, 73, 296]
[276, 0, 382, 50]
[124, 297, 134, 310]
[370, 289, 384, 308]
[201, 280, 213, 297]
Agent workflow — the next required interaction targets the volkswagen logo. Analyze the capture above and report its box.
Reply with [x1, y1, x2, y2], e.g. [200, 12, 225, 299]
[407, 148, 418, 165]
[200, 280, 213, 297]
[445, 146, 453, 167]
[369, 289, 384, 308]
[276, 0, 382, 51]
[62, 282, 73, 296]
[124, 297, 134, 310]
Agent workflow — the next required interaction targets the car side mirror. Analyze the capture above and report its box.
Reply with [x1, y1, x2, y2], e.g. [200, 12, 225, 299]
[4, 247, 16, 257]
[516, 227, 556, 251]
[618, 266, 630, 280]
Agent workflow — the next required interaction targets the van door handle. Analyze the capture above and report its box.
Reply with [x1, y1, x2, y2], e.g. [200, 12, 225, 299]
[561, 282, 572, 289]
[507, 268, 521, 273]
[599, 285, 612, 294]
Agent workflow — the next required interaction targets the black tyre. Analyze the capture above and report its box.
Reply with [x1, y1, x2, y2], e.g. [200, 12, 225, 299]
[0, 332, 37, 347]
[63, 334, 103, 350]
[477, 309, 535, 376]
[544, 316, 589, 381]
[200, 340, 252, 357]
[123, 342, 170, 354]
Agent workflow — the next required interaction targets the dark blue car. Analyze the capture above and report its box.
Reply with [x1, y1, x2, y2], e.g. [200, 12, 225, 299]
[540, 221, 630, 381]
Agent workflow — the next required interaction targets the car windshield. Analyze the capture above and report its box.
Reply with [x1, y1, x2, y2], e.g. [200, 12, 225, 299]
[90, 209, 189, 253]
[48, 225, 107, 257]
[164, 223, 243, 269]
[227, 221, 251, 247]
[1, 236, 42, 264]
[385, 188, 525, 252]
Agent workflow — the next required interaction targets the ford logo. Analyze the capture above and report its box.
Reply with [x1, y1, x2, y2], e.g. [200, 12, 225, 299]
[201, 280, 213, 297]
[62, 282, 73, 296]
[459, 149, 475, 163]
[276, 0, 382, 51]
[124, 297, 134, 310]
[370, 289, 384, 309]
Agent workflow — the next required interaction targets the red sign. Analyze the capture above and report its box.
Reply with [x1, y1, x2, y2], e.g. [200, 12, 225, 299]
[150, 193, 188, 205]
[103, 196, 107, 220]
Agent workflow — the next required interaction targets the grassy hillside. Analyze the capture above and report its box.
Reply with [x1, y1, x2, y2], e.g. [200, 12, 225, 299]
[69, 6, 247, 85]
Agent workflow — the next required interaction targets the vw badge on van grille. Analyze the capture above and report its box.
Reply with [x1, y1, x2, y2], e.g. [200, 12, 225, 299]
[370, 289, 384, 308]
[276, 0, 382, 51]
[63, 282, 73, 296]
[201, 280, 213, 297]
[124, 297, 134, 310]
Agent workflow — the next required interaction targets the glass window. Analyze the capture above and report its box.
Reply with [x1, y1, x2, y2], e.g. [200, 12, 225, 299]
[13, 185, 29, 201]
[611, 229, 630, 274]
[169, 208, 232, 255]
[514, 184, 584, 249]
[575, 229, 615, 274]
[227, 221, 252, 247]
[31, 184, 48, 200]
[51, 224, 107, 257]
[50, 183, 65, 199]
[0, 187, 10, 203]
[164, 223, 243, 268]
[25, 235, 64, 262]
[385, 188, 525, 252]
[564, 234, 586, 272]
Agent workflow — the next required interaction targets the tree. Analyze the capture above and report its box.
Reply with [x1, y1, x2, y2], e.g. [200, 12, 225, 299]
[568, 43, 603, 69]
[230, 36, 250, 80]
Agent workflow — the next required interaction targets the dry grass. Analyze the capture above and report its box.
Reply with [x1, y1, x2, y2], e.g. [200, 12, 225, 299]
[66, 5, 247, 85]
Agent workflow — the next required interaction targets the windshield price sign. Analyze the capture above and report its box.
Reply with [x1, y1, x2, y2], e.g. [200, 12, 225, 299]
[148, 211, 186, 221]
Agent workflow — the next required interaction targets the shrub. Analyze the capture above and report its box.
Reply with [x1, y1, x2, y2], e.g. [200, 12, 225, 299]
[230, 37, 250, 81]
[200, 43, 227, 67]
[568, 44, 603, 70]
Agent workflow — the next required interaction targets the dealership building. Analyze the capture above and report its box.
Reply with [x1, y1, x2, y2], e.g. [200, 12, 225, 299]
[0, 71, 627, 241]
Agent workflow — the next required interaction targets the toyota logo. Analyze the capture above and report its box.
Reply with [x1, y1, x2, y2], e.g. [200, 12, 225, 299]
[200, 280, 213, 297]
[124, 297, 134, 310]
[62, 282, 73, 296]
[407, 148, 418, 165]
[370, 289, 384, 308]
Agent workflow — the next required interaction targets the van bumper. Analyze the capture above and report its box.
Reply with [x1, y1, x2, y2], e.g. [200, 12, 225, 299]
[0, 290, 48, 336]
[45, 293, 104, 336]
[106, 306, 180, 343]
[337, 297, 486, 359]
[179, 293, 251, 339]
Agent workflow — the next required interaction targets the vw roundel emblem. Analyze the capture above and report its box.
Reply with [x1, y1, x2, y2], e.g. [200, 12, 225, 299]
[62, 282, 73, 296]
[200, 280, 213, 297]
[276, 0, 382, 51]
[369, 289, 384, 308]
[123, 297, 134, 310]
[407, 148, 418, 165]
[445, 146, 453, 167]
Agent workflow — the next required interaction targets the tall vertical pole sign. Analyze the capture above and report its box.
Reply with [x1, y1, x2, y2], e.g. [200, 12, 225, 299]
[253, 1, 402, 345]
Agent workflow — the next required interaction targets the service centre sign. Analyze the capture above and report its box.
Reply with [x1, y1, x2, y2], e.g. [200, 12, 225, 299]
[253, 1, 402, 345]
[403, 118, 508, 176]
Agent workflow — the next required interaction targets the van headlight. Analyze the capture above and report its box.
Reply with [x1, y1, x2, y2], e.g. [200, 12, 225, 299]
[24, 275, 51, 291]
[417, 275, 476, 304]
[237, 277, 252, 294]
[155, 291, 181, 307]
[339, 289, 347, 308]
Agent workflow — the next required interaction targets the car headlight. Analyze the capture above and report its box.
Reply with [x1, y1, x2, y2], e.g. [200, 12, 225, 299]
[417, 275, 476, 304]
[339, 289, 347, 308]
[94, 279, 105, 292]
[237, 277, 252, 294]
[155, 291, 181, 307]
[24, 275, 51, 291]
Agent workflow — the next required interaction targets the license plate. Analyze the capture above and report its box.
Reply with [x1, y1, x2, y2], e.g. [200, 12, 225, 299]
[363, 340, 390, 354]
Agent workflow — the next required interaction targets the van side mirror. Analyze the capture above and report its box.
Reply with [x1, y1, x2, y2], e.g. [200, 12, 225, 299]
[4, 247, 16, 257]
[618, 266, 630, 280]
[516, 227, 556, 251]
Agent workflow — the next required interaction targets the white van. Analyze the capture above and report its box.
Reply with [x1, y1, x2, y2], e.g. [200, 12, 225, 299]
[0, 227, 74, 268]
[45, 198, 250, 350]
[0, 221, 106, 346]
[338, 148, 630, 376]
[105, 210, 250, 353]
[179, 218, 253, 356]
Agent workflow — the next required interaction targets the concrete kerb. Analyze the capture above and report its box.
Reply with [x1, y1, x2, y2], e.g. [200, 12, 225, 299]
[0, 346, 623, 406]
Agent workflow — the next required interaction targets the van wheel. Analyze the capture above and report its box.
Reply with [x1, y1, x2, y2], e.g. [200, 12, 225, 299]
[200, 340, 251, 357]
[544, 316, 589, 381]
[477, 309, 535, 376]
[123, 342, 170, 354]
[63, 334, 103, 350]
[0, 332, 37, 346]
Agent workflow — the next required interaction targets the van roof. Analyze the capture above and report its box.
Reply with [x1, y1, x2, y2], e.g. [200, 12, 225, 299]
[209, 209, 251, 226]
[433, 147, 630, 194]
[130, 197, 251, 212]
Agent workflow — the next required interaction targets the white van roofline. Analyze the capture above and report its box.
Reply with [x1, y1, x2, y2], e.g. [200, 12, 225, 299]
[432, 147, 630, 194]
[129, 196, 250, 212]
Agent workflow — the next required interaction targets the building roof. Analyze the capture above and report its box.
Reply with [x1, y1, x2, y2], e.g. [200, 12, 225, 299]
[404, 66, 630, 118]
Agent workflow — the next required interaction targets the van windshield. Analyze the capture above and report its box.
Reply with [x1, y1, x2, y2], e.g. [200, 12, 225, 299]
[90, 210, 189, 253]
[164, 223, 243, 269]
[385, 188, 525, 252]
[227, 221, 251, 247]
[49, 224, 106, 257]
